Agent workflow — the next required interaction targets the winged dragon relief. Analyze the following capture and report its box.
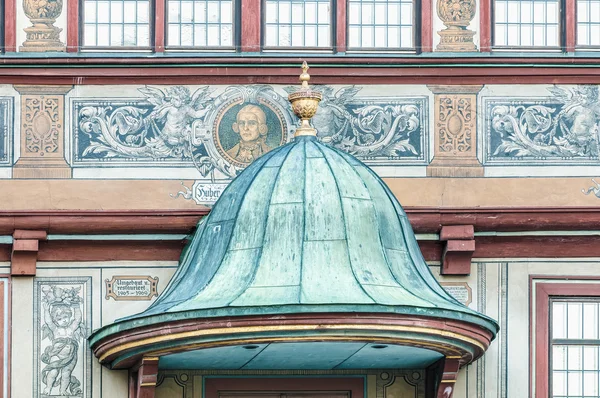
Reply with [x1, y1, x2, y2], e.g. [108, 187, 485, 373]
[283, 85, 421, 158]
[491, 85, 600, 158]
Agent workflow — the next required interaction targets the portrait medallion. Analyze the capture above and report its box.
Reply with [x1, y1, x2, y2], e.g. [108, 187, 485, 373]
[213, 97, 287, 168]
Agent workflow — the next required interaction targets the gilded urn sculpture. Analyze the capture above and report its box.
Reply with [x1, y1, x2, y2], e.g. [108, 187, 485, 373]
[21, 0, 66, 52]
[436, 0, 477, 51]
[288, 62, 323, 137]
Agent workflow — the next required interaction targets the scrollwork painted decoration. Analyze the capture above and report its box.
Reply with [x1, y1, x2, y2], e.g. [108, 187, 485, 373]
[284, 85, 426, 162]
[484, 85, 600, 164]
[73, 85, 427, 177]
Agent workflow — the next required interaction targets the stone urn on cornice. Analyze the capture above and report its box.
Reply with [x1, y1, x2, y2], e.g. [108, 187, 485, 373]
[436, 0, 477, 51]
[21, 0, 66, 52]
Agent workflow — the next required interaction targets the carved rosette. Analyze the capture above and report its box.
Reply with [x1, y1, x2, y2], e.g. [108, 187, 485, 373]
[13, 85, 73, 178]
[427, 85, 483, 177]
[436, 0, 477, 51]
[20, 0, 66, 52]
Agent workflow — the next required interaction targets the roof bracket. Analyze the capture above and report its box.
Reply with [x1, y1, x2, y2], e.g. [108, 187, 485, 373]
[440, 225, 475, 276]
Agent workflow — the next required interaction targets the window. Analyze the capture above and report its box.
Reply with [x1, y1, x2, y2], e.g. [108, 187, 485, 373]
[577, 0, 600, 47]
[83, 0, 152, 48]
[347, 0, 415, 49]
[533, 281, 600, 398]
[167, 0, 235, 48]
[263, 0, 332, 48]
[494, 0, 560, 47]
[551, 299, 600, 397]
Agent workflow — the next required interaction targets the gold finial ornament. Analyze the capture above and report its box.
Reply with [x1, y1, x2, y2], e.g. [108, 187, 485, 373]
[288, 61, 322, 137]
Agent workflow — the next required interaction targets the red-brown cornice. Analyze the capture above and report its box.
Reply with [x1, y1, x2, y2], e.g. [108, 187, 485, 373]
[0, 57, 599, 84]
[1, 208, 600, 263]
[0, 207, 599, 234]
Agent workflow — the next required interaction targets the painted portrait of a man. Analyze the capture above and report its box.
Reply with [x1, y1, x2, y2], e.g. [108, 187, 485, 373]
[225, 104, 273, 164]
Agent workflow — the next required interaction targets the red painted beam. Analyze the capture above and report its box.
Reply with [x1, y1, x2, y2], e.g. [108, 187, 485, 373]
[336, 0, 347, 53]
[67, 0, 79, 52]
[421, 0, 433, 52]
[479, 0, 492, 52]
[154, 0, 165, 52]
[241, 0, 261, 52]
[4, 0, 16, 52]
[565, 0, 576, 52]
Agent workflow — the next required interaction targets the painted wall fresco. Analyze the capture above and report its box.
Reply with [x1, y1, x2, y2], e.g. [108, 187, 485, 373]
[483, 85, 600, 164]
[72, 85, 428, 178]
[0, 98, 13, 166]
[34, 278, 91, 398]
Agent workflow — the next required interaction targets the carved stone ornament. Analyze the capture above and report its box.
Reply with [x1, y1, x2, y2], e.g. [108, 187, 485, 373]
[427, 85, 483, 177]
[21, 0, 66, 52]
[13, 85, 73, 179]
[436, 0, 477, 51]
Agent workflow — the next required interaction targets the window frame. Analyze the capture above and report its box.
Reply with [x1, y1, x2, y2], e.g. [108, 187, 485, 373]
[490, 0, 566, 50]
[163, 0, 240, 52]
[260, 0, 336, 52]
[485, 0, 600, 52]
[78, 0, 156, 51]
[532, 279, 600, 398]
[345, 0, 422, 53]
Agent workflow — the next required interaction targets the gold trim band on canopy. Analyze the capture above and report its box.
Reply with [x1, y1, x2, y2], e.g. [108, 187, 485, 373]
[98, 323, 489, 363]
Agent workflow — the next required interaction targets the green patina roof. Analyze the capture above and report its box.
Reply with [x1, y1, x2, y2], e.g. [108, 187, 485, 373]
[95, 135, 497, 339]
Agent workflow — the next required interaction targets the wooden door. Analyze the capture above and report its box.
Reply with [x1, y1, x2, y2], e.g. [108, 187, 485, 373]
[220, 392, 350, 398]
[205, 377, 364, 398]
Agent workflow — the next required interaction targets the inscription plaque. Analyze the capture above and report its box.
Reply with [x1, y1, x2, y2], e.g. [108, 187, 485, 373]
[105, 276, 159, 301]
[440, 282, 472, 306]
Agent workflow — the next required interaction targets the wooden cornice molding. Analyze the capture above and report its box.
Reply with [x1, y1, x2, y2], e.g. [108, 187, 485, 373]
[0, 207, 599, 234]
[1, 208, 600, 264]
[0, 59, 598, 84]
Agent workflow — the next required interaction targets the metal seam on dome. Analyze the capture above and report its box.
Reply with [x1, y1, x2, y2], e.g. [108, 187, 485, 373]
[140, 216, 209, 315]
[298, 139, 307, 303]
[324, 144, 437, 309]
[315, 142, 377, 305]
[362, 165, 474, 310]
[179, 151, 280, 310]
[225, 143, 297, 307]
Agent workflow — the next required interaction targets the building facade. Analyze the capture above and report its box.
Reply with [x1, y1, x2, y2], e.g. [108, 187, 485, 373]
[0, 0, 599, 397]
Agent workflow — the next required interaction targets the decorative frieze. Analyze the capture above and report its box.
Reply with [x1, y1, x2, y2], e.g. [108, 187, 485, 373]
[483, 85, 600, 165]
[427, 85, 483, 177]
[72, 85, 428, 178]
[436, 0, 477, 51]
[13, 85, 73, 178]
[21, 0, 66, 52]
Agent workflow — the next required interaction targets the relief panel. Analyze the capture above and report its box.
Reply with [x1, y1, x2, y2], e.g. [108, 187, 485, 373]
[483, 85, 600, 164]
[72, 85, 428, 178]
[34, 277, 92, 398]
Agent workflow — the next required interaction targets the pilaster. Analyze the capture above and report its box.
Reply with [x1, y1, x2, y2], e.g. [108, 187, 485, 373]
[13, 85, 73, 179]
[427, 85, 483, 177]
